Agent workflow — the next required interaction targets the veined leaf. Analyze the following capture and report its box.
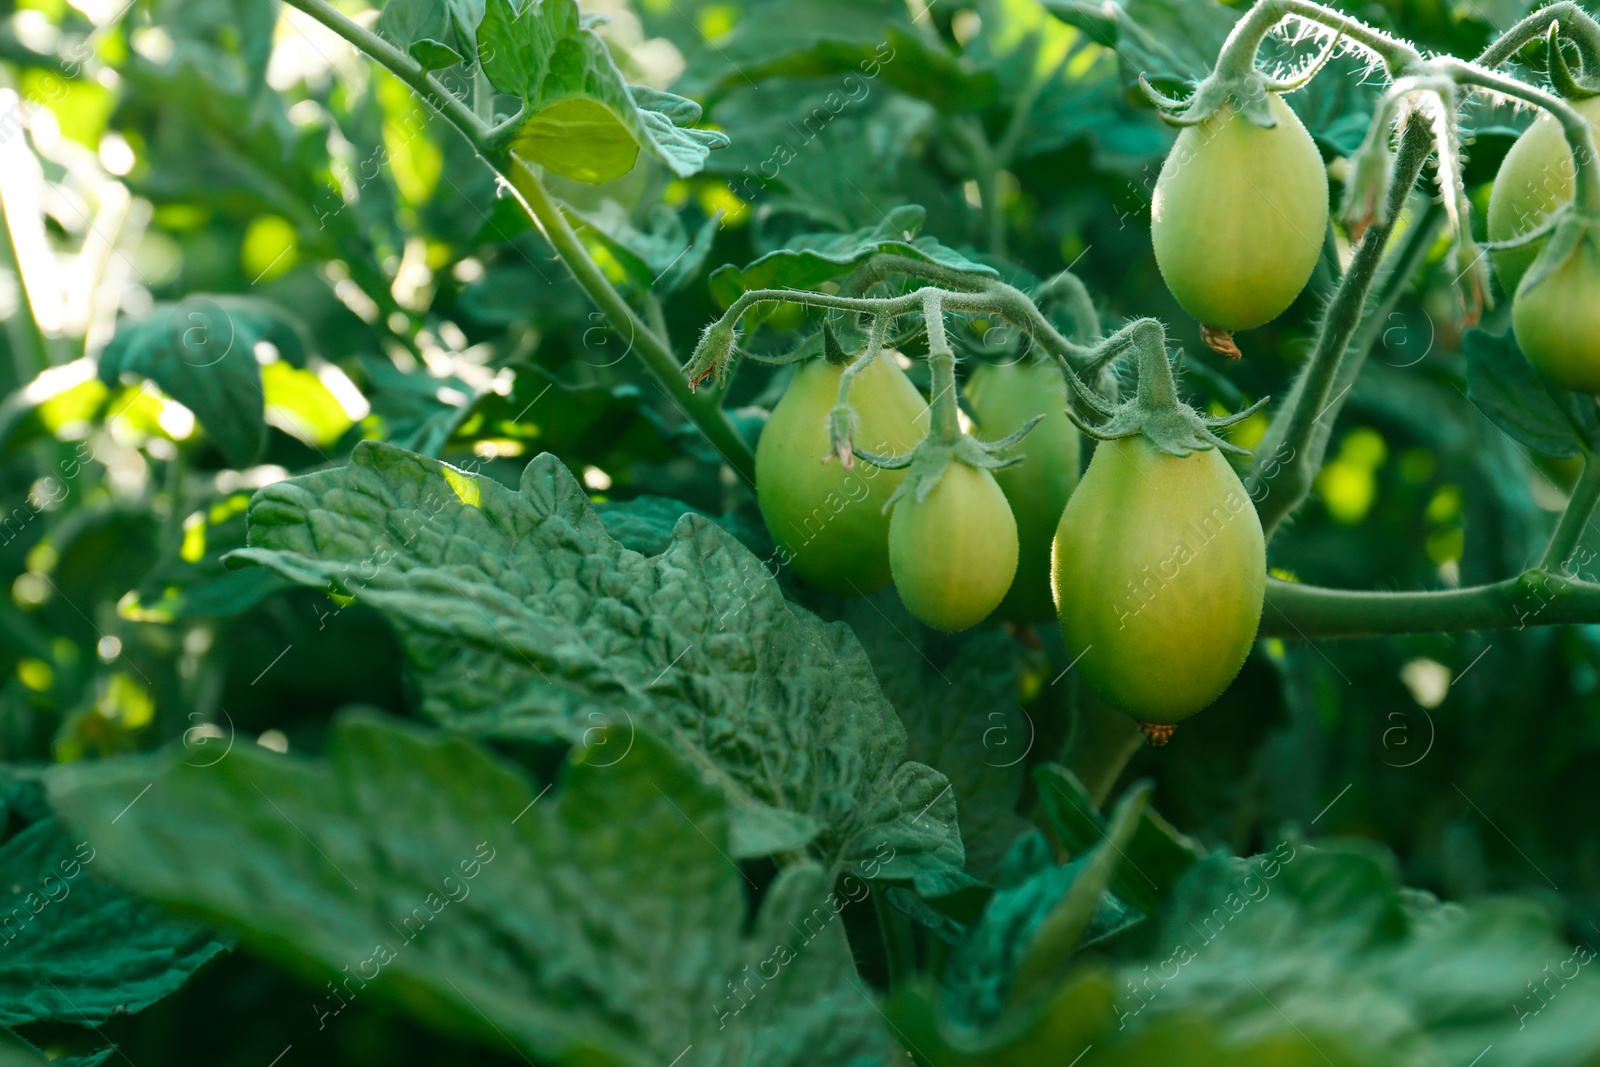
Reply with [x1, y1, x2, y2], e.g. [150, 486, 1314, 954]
[0, 780, 226, 1030]
[226, 442, 963, 880]
[48, 714, 895, 1067]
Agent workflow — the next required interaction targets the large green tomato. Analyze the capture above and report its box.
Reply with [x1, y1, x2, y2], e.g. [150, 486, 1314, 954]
[1151, 93, 1329, 332]
[965, 359, 1081, 622]
[756, 356, 928, 596]
[1052, 437, 1265, 723]
[1512, 239, 1600, 393]
[889, 462, 1019, 632]
[1487, 97, 1600, 296]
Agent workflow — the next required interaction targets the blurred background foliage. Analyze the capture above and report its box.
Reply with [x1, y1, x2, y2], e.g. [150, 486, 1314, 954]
[0, 0, 1597, 1062]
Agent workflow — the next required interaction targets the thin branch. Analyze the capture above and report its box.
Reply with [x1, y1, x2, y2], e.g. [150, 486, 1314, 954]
[1261, 572, 1600, 637]
[1542, 451, 1600, 570]
[1251, 117, 1434, 537]
[502, 158, 757, 482]
[278, 0, 488, 143]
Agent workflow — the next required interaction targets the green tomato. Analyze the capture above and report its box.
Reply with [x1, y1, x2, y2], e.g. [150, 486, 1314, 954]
[1512, 240, 1600, 393]
[756, 356, 928, 596]
[1052, 436, 1265, 723]
[889, 462, 1019, 632]
[965, 359, 1081, 622]
[1487, 97, 1600, 296]
[1151, 93, 1329, 332]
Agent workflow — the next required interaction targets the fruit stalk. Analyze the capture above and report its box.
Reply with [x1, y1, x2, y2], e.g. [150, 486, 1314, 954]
[1209, 0, 1418, 82]
[923, 293, 962, 445]
[1474, 3, 1600, 69]
[1250, 116, 1434, 537]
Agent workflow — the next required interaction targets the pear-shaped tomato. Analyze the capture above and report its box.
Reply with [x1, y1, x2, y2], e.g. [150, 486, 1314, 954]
[1513, 239, 1600, 393]
[965, 360, 1081, 622]
[1151, 93, 1329, 332]
[756, 356, 928, 596]
[1487, 97, 1600, 296]
[1052, 437, 1265, 723]
[889, 462, 1018, 632]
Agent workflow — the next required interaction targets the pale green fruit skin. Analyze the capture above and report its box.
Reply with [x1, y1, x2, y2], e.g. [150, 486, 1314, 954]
[965, 360, 1081, 622]
[1487, 97, 1600, 296]
[1052, 437, 1265, 723]
[889, 463, 1019, 632]
[1513, 242, 1600, 393]
[756, 357, 928, 596]
[1151, 94, 1329, 332]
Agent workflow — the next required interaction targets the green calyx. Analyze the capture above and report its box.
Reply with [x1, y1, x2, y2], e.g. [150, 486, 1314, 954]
[858, 424, 1042, 514]
[1139, 70, 1281, 128]
[1516, 212, 1600, 298]
[1064, 319, 1266, 457]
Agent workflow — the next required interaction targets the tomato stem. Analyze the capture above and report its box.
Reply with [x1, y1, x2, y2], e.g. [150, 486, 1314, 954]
[924, 292, 963, 446]
[1251, 117, 1434, 537]
[1260, 571, 1600, 636]
[1542, 451, 1600, 571]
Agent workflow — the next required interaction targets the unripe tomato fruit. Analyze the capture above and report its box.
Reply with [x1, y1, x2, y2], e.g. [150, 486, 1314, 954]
[756, 357, 928, 596]
[1487, 97, 1600, 296]
[965, 360, 1081, 622]
[1512, 240, 1600, 393]
[1151, 94, 1329, 332]
[1052, 437, 1265, 723]
[889, 463, 1019, 632]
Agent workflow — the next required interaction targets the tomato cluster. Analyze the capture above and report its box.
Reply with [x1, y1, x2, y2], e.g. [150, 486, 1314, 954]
[755, 352, 1266, 727]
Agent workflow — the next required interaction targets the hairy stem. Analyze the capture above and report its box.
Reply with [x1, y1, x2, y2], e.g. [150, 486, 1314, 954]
[1475, 2, 1600, 68]
[923, 292, 962, 444]
[503, 158, 757, 481]
[1251, 117, 1433, 536]
[1212, 0, 1419, 80]
[1441, 58, 1600, 213]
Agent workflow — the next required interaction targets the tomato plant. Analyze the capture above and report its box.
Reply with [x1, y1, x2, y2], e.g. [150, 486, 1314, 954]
[8, 1, 1600, 1066]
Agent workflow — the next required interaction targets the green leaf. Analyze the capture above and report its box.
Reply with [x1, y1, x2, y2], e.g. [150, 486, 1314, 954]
[97, 297, 311, 469]
[1047, 0, 1237, 85]
[708, 205, 997, 307]
[940, 790, 1147, 1032]
[47, 714, 895, 1066]
[1105, 837, 1600, 1066]
[569, 201, 721, 294]
[478, 0, 728, 182]
[445, 363, 681, 471]
[598, 495, 773, 558]
[0, 781, 226, 1030]
[378, 0, 461, 70]
[1033, 765, 1206, 914]
[824, 591, 1031, 880]
[1464, 327, 1600, 459]
[704, 87, 937, 232]
[225, 443, 963, 880]
[676, 0, 999, 113]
